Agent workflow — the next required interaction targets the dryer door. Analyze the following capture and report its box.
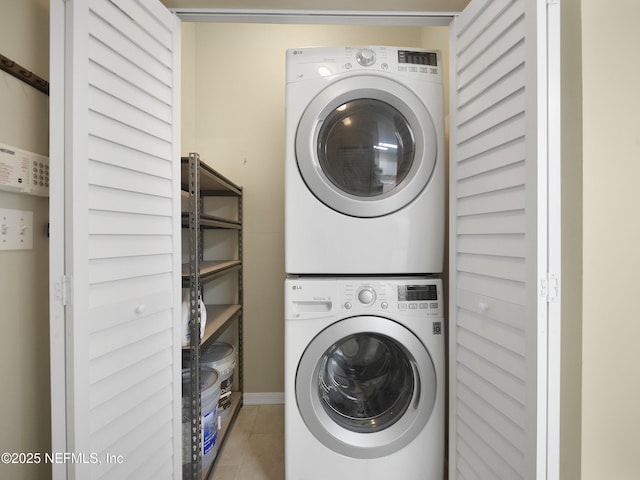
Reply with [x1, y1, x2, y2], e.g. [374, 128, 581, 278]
[295, 315, 436, 459]
[295, 75, 438, 217]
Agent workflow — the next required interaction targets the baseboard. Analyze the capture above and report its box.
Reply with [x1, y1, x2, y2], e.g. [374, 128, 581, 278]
[243, 392, 285, 405]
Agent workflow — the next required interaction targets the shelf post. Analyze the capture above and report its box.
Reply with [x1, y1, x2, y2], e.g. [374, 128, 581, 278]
[237, 190, 244, 394]
[187, 152, 203, 480]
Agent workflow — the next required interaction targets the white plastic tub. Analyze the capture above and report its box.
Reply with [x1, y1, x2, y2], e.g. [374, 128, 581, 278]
[201, 342, 236, 420]
[182, 366, 221, 474]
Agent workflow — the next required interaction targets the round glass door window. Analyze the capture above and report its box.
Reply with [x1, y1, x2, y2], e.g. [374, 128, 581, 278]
[295, 76, 437, 218]
[295, 315, 436, 459]
[317, 332, 414, 433]
[317, 99, 415, 198]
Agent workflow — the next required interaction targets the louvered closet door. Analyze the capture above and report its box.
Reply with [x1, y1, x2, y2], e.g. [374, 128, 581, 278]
[449, 0, 560, 479]
[50, 1, 181, 479]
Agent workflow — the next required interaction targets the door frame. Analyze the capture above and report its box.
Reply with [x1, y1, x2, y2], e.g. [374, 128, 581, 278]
[168, 6, 560, 479]
[50, 4, 561, 479]
[171, 9, 457, 26]
[49, 2, 67, 478]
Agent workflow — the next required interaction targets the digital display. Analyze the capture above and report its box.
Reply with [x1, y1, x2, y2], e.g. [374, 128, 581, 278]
[398, 50, 438, 67]
[398, 285, 438, 301]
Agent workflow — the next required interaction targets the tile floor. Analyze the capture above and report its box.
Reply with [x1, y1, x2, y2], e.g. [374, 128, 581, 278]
[211, 405, 285, 480]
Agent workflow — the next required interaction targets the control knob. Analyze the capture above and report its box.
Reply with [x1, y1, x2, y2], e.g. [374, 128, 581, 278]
[357, 286, 376, 305]
[356, 48, 376, 67]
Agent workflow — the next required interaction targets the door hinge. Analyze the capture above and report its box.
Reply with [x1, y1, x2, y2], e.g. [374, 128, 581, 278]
[541, 273, 559, 303]
[55, 275, 72, 306]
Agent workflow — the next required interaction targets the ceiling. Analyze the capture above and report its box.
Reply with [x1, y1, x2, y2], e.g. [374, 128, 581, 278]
[159, 0, 472, 13]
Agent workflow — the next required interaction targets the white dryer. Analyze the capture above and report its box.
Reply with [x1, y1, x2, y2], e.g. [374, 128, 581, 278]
[285, 46, 445, 274]
[285, 276, 445, 480]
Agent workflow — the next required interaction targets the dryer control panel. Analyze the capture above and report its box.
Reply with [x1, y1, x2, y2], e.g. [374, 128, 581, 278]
[285, 276, 443, 319]
[286, 45, 442, 84]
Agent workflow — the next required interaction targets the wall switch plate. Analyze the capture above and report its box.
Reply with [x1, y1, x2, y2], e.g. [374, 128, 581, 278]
[0, 143, 49, 197]
[0, 208, 33, 250]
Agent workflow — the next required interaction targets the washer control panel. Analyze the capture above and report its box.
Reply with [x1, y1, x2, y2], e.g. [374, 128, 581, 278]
[285, 277, 443, 319]
[340, 278, 442, 316]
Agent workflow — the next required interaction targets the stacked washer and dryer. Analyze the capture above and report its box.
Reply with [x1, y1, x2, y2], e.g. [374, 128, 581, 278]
[284, 46, 446, 479]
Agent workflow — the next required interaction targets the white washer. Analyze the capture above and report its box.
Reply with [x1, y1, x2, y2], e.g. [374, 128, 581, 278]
[285, 46, 445, 274]
[285, 276, 445, 480]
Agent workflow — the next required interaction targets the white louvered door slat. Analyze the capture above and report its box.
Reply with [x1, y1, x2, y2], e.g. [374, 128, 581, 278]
[449, 0, 560, 479]
[50, 1, 181, 479]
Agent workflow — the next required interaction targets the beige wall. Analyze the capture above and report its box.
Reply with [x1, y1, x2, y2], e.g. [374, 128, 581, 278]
[581, 0, 640, 478]
[560, 0, 583, 479]
[0, 1, 51, 479]
[182, 22, 197, 154]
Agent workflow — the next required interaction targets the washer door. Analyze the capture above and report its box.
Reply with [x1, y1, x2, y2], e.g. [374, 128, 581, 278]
[296, 75, 437, 218]
[296, 316, 437, 459]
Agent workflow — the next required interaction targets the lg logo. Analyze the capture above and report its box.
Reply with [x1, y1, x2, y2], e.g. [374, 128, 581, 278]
[292, 50, 304, 55]
[291, 285, 302, 290]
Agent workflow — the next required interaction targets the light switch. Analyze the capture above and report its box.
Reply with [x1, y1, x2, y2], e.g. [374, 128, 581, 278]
[0, 208, 33, 250]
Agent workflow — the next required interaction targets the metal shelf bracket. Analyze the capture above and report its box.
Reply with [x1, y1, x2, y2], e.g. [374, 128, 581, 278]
[0, 53, 49, 95]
